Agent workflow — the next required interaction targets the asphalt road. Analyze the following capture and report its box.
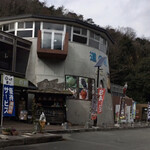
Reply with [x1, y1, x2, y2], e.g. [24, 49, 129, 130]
[2, 128, 150, 150]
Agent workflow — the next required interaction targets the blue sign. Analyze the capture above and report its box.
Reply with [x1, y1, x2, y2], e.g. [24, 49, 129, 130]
[90, 51, 96, 62]
[3, 75, 15, 117]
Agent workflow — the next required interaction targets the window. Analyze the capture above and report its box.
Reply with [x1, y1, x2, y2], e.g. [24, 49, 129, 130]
[73, 27, 80, 34]
[54, 33, 62, 50]
[17, 30, 32, 37]
[73, 27, 87, 35]
[15, 47, 29, 74]
[89, 39, 99, 49]
[89, 31, 101, 49]
[73, 27, 87, 44]
[25, 22, 33, 28]
[34, 22, 40, 37]
[17, 21, 33, 37]
[10, 23, 14, 30]
[18, 22, 33, 29]
[18, 22, 24, 28]
[2, 23, 15, 35]
[41, 30, 64, 50]
[73, 35, 87, 44]
[3, 24, 9, 31]
[42, 32, 52, 49]
[0, 42, 13, 71]
[66, 25, 71, 41]
[43, 22, 64, 31]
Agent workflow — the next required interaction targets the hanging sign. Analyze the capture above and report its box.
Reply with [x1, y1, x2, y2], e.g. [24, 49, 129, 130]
[97, 88, 106, 114]
[3, 75, 15, 116]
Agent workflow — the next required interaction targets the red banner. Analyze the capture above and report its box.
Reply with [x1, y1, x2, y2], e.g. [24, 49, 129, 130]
[97, 88, 106, 114]
[91, 113, 97, 120]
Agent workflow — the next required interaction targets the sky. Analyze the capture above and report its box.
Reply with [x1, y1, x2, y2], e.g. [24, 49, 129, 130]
[40, 0, 150, 39]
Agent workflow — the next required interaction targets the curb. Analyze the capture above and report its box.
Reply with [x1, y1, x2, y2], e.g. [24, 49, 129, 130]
[1, 125, 150, 148]
[47, 125, 150, 134]
[0, 134, 63, 148]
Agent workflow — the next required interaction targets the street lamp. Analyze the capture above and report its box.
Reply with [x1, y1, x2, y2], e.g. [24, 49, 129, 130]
[92, 57, 107, 126]
[95, 57, 107, 88]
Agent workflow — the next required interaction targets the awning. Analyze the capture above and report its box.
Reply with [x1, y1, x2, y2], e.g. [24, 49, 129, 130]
[27, 88, 73, 96]
[95, 57, 107, 67]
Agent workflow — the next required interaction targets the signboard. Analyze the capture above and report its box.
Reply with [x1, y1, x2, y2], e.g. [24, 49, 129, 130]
[126, 106, 131, 123]
[65, 75, 78, 99]
[3, 75, 15, 116]
[132, 101, 136, 120]
[115, 105, 120, 122]
[147, 102, 150, 121]
[97, 88, 106, 114]
[79, 77, 88, 100]
[1, 75, 28, 88]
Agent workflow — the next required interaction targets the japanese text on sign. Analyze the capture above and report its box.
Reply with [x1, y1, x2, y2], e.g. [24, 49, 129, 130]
[97, 88, 106, 114]
[3, 75, 15, 116]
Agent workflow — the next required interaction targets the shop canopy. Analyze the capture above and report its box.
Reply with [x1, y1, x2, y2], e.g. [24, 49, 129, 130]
[28, 88, 73, 96]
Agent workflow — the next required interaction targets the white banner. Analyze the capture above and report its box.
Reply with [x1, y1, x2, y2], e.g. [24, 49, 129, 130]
[147, 102, 150, 120]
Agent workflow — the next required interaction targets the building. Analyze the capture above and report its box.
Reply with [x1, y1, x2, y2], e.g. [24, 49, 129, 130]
[0, 30, 36, 122]
[111, 84, 136, 123]
[0, 14, 114, 126]
[136, 104, 148, 121]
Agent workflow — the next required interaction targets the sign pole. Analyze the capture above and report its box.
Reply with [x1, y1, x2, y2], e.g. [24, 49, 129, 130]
[1, 75, 4, 127]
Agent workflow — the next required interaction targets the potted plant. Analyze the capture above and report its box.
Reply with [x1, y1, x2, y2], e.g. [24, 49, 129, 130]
[11, 128, 18, 136]
[2, 128, 11, 135]
[2, 128, 18, 136]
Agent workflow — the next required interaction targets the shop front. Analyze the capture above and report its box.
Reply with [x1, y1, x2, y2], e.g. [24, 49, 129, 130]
[0, 74, 37, 124]
[28, 89, 72, 124]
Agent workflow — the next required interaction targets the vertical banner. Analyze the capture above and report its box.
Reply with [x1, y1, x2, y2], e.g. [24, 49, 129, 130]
[3, 75, 15, 116]
[126, 106, 131, 123]
[79, 77, 88, 100]
[65, 75, 78, 99]
[132, 101, 136, 121]
[115, 105, 120, 122]
[147, 102, 150, 121]
[97, 88, 106, 114]
[119, 97, 126, 121]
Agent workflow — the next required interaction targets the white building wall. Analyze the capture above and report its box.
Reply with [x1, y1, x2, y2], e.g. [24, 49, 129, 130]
[26, 38, 38, 85]
[26, 39, 113, 126]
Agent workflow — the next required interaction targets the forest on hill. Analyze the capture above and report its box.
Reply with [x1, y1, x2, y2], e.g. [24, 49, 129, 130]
[0, 0, 149, 103]
[106, 27, 150, 103]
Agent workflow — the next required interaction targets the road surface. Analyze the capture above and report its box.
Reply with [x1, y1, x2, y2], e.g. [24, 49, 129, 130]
[2, 128, 150, 150]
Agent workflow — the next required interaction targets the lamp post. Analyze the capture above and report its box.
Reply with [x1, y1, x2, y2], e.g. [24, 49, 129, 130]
[93, 57, 107, 126]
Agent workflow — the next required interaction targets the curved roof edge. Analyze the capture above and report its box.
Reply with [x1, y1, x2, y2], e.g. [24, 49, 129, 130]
[0, 14, 114, 44]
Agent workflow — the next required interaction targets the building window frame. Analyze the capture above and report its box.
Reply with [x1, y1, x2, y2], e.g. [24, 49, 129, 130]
[72, 26, 88, 44]
[41, 29, 65, 50]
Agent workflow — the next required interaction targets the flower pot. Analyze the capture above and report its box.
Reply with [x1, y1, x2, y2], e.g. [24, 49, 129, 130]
[2, 130, 11, 135]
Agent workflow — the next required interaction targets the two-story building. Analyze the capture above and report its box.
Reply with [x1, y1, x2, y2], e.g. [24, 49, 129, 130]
[0, 14, 114, 126]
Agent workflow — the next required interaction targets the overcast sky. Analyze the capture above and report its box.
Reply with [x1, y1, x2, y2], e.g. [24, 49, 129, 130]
[40, 0, 150, 39]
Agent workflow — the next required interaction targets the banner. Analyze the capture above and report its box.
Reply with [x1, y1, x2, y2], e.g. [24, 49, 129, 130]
[147, 102, 150, 121]
[79, 77, 88, 100]
[132, 101, 136, 120]
[115, 105, 120, 122]
[97, 88, 106, 114]
[3, 75, 15, 116]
